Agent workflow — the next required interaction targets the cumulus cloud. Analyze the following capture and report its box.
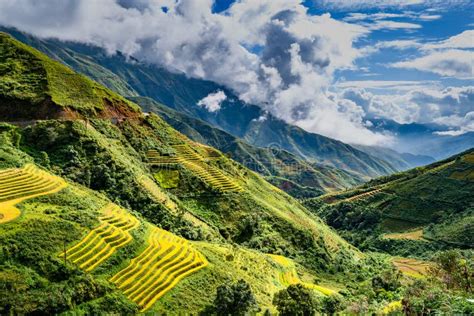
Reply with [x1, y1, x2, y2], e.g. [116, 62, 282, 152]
[339, 86, 474, 135]
[314, 0, 472, 10]
[392, 49, 473, 78]
[0, 0, 396, 145]
[197, 90, 227, 112]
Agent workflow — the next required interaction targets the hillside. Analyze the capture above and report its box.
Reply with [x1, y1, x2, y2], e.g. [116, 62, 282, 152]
[0, 32, 393, 314]
[131, 96, 364, 198]
[304, 149, 474, 256]
[1, 27, 401, 180]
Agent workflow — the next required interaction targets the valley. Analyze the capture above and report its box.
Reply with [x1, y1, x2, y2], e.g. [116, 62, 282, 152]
[0, 29, 472, 315]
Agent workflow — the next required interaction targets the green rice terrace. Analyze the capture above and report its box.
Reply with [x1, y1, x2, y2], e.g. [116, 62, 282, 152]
[0, 31, 472, 315]
[147, 143, 243, 193]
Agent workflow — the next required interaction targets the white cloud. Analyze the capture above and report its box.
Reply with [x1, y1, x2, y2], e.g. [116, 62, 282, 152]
[315, 0, 425, 10]
[339, 86, 474, 135]
[422, 30, 474, 50]
[197, 90, 227, 112]
[392, 49, 473, 77]
[0, 0, 394, 145]
[314, 0, 471, 10]
[367, 20, 421, 30]
[336, 80, 438, 91]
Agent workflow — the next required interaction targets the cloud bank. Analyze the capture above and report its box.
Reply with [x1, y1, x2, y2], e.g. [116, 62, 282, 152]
[0, 0, 395, 145]
[0, 0, 471, 144]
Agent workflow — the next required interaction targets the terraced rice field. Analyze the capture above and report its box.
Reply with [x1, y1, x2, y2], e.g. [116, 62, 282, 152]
[392, 257, 431, 278]
[342, 188, 382, 203]
[383, 229, 426, 241]
[268, 254, 336, 296]
[147, 144, 242, 193]
[110, 226, 208, 312]
[0, 164, 67, 223]
[62, 204, 140, 272]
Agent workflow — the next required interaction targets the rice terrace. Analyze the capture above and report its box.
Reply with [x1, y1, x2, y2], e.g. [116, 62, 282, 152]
[0, 2, 473, 315]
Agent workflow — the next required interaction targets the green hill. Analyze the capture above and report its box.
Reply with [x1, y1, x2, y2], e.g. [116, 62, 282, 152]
[131, 96, 364, 198]
[304, 149, 474, 256]
[0, 32, 390, 314]
[1, 27, 400, 180]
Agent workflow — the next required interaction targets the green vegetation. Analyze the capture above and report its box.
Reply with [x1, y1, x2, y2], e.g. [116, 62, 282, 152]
[305, 149, 474, 256]
[0, 31, 472, 315]
[4, 29, 401, 182]
[0, 32, 140, 118]
[210, 279, 259, 315]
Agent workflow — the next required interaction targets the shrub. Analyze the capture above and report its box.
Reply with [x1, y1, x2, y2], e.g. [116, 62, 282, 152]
[212, 279, 259, 315]
[273, 284, 320, 316]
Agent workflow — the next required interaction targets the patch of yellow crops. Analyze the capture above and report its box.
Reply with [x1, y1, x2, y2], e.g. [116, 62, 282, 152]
[382, 301, 402, 314]
[383, 229, 426, 241]
[0, 164, 67, 224]
[392, 257, 431, 278]
[268, 254, 337, 296]
[110, 225, 208, 312]
[462, 153, 474, 164]
[137, 175, 178, 211]
[146, 144, 242, 192]
[61, 203, 139, 272]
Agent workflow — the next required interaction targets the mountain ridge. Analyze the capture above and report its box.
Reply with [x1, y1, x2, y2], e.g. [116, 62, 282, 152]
[1, 27, 402, 180]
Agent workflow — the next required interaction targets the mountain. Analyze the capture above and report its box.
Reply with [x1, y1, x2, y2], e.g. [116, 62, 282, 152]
[354, 145, 435, 171]
[1, 27, 400, 180]
[304, 148, 474, 256]
[131, 96, 365, 198]
[369, 118, 474, 160]
[0, 31, 376, 314]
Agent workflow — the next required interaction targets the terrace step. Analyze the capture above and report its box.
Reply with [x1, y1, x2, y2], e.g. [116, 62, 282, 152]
[61, 203, 140, 271]
[110, 226, 208, 311]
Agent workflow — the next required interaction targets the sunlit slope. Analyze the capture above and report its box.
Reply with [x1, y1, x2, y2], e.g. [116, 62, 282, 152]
[0, 32, 140, 119]
[309, 149, 474, 247]
[0, 164, 67, 223]
[3, 28, 400, 180]
[0, 32, 361, 278]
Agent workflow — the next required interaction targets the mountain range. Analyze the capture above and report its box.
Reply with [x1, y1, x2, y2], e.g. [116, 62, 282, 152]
[0, 28, 472, 315]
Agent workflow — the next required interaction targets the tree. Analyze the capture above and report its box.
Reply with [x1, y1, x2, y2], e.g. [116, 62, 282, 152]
[273, 284, 319, 316]
[322, 295, 345, 315]
[213, 279, 259, 315]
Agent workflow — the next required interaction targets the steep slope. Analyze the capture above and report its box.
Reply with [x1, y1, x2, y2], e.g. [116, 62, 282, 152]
[0, 33, 140, 120]
[132, 96, 365, 198]
[0, 31, 363, 277]
[1, 27, 399, 179]
[304, 149, 474, 256]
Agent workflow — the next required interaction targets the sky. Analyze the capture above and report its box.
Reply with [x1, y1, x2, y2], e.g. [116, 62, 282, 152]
[0, 0, 472, 145]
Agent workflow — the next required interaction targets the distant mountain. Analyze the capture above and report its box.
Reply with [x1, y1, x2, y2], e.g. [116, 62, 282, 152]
[2, 27, 399, 180]
[354, 145, 435, 171]
[369, 118, 474, 160]
[132, 96, 365, 198]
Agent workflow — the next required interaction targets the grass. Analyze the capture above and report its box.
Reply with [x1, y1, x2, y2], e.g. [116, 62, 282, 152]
[0, 32, 140, 117]
[61, 203, 140, 272]
[110, 225, 208, 312]
[0, 163, 67, 223]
